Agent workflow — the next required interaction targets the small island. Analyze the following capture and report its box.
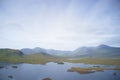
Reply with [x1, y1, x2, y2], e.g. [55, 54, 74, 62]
[42, 77, 52, 80]
[67, 67, 120, 74]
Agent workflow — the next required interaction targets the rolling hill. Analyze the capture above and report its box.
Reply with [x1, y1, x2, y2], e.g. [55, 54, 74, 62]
[0, 48, 23, 56]
[21, 47, 72, 56]
[72, 44, 120, 57]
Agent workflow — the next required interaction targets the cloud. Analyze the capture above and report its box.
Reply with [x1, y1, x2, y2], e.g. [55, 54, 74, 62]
[0, 0, 120, 50]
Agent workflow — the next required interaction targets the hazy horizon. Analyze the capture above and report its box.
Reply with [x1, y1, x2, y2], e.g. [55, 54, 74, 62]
[0, 0, 120, 50]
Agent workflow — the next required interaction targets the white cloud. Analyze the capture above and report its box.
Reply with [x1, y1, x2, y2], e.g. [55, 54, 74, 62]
[0, 0, 120, 50]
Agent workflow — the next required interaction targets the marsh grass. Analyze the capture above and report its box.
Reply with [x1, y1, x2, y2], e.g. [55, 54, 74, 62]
[66, 57, 120, 66]
[56, 62, 64, 64]
[0, 53, 120, 66]
[67, 67, 120, 74]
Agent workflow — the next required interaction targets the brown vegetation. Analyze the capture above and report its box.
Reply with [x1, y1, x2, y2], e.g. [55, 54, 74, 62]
[67, 67, 120, 74]
[42, 77, 52, 80]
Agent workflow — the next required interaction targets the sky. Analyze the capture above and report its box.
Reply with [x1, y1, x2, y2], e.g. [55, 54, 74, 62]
[0, 0, 120, 50]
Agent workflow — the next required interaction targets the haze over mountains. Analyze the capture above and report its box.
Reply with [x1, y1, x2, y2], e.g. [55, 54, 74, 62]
[0, 44, 120, 58]
[21, 47, 72, 56]
[72, 44, 120, 57]
[20, 44, 120, 57]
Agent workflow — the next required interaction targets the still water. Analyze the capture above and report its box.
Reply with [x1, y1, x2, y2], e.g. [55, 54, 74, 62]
[0, 62, 120, 80]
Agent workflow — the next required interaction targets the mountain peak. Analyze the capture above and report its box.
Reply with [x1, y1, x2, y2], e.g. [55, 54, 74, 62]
[98, 44, 110, 48]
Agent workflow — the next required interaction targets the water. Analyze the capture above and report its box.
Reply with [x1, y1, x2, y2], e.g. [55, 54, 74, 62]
[0, 62, 120, 80]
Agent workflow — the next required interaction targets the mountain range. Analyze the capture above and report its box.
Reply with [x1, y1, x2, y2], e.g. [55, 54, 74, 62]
[0, 44, 120, 58]
[21, 47, 72, 56]
[71, 44, 120, 57]
[20, 44, 120, 57]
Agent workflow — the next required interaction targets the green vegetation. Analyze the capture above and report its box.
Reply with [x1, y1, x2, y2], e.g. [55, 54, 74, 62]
[67, 67, 120, 74]
[56, 62, 64, 64]
[0, 53, 120, 66]
[0, 51, 65, 64]
[0, 48, 23, 63]
[0, 49, 120, 66]
[66, 57, 120, 66]
[0, 49, 23, 56]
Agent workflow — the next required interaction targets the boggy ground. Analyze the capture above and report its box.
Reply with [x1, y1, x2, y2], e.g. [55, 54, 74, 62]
[67, 67, 120, 74]
[0, 54, 120, 66]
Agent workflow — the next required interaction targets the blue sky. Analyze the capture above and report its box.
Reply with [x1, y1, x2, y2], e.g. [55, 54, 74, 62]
[0, 0, 120, 50]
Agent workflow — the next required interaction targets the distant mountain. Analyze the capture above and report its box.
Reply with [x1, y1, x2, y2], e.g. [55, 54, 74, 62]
[72, 44, 120, 57]
[33, 47, 47, 53]
[46, 49, 72, 56]
[97, 44, 111, 49]
[72, 47, 94, 56]
[21, 48, 34, 54]
[17, 44, 120, 57]
[0, 48, 23, 56]
[21, 47, 50, 56]
[21, 47, 72, 56]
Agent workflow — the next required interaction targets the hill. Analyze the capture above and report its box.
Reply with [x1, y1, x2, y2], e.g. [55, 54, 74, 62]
[0, 45, 120, 65]
[72, 44, 120, 57]
[0, 48, 23, 56]
[21, 47, 72, 56]
[20, 44, 120, 58]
